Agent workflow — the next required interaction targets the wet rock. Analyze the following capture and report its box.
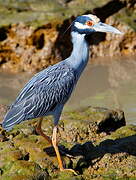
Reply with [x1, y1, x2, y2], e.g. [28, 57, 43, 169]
[91, 16, 136, 60]
[82, 124, 136, 179]
[0, 106, 136, 179]
[51, 171, 83, 180]
[1, 160, 49, 180]
[94, 107, 126, 133]
[59, 106, 126, 145]
[86, 153, 136, 179]
[0, 23, 59, 73]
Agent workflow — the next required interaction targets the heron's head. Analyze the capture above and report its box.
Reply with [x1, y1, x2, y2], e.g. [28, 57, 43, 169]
[72, 14, 122, 35]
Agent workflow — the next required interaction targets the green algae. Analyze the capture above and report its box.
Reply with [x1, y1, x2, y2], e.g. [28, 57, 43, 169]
[63, 107, 105, 123]
[51, 171, 83, 180]
[106, 125, 136, 140]
[0, 0, 109, 27]
[1, 160, 44, 180]
[115, 8, 136, 31]
[0, 106, 136, 179]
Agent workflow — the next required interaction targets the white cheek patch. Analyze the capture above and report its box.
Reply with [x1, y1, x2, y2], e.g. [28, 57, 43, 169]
[83, 14, 100, 23]
[74, 22, 91, 30]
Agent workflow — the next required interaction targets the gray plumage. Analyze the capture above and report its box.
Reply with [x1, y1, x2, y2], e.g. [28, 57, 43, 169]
[2, 14, 122, 131]
[3, 62, 77, 131]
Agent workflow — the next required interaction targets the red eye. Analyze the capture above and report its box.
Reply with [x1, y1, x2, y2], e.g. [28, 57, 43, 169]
[86, 21, 94, 26]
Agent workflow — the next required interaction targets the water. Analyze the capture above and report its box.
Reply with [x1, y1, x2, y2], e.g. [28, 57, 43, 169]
[0, 56, 136, 124]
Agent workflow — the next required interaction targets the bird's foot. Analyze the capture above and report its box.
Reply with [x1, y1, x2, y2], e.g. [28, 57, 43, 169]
[60, 168, 78, 175]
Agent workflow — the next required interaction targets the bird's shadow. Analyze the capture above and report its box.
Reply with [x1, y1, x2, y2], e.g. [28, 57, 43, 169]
[43, 134, 136, 173]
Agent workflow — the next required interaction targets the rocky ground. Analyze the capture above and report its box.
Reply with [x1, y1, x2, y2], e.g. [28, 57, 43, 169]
[0, 0, 135, 73]
[0, 106, 136, 179]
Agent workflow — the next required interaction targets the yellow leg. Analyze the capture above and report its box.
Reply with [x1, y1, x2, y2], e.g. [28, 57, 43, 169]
[36, 118, 52, 144]
[52, 126, 77, 175]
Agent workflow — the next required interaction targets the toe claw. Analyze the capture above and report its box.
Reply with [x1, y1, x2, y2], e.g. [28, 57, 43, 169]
[60, 168, 78, 175]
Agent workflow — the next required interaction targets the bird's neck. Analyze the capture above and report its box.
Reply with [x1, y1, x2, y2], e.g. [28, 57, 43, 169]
[66, 31, 89, 78]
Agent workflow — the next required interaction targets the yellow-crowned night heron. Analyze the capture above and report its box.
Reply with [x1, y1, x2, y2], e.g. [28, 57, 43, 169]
[2, 14, 122, 174]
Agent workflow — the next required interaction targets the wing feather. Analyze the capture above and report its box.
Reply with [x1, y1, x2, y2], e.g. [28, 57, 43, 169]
[2, 62, 76, 131]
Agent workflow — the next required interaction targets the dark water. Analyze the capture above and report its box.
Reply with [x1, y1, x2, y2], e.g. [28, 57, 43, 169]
[0, 56, 136, 125]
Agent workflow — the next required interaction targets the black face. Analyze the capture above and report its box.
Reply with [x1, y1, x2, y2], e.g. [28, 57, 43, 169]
[71, 15, 96, 35]
[71, 14, 122, 35]
[75, 15, 91, 24]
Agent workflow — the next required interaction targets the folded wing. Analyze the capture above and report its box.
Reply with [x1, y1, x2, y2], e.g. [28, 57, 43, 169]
[2, 62, 76, 131]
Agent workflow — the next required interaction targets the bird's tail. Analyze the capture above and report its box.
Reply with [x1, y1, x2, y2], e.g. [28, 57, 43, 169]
[2, 105, 25, 131]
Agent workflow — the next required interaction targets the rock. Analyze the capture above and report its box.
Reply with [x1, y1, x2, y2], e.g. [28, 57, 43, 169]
[83, 124, 136, 179]
[1, 160, 49, 180]
[1, 106, 134, 179]
[0, 104, 9, 123]
[91, 16, 136, 59]
[59, 106, 126, 145]
[93, 107, 126, 133]
[86, 152, 136, 179]
[52, 171, 83, 180]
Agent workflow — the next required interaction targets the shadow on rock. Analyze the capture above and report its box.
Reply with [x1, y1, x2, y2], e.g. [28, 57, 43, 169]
[64, 134, 136, 174]
[42, 133, 136, 175]
[0, 106, 136, 179]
